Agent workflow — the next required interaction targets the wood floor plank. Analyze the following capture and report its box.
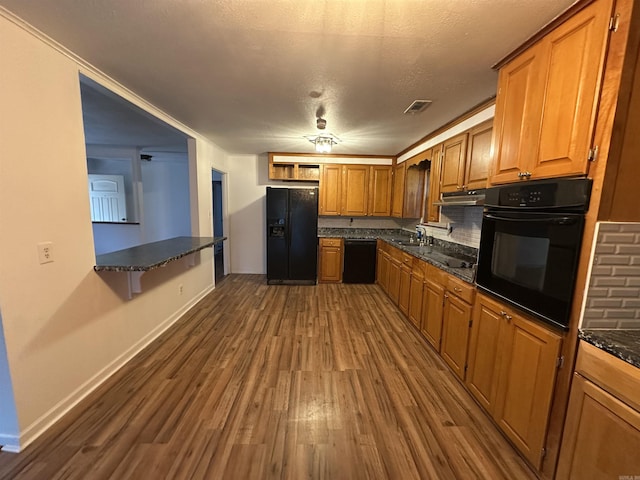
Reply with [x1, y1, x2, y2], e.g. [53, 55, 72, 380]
[0, 274, 536, 479]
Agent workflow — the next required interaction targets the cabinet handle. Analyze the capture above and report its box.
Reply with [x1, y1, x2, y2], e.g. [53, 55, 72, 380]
[500, 310, 507, 316]
[504, 314, 512, 321]
[456, 185, 463, 190]
[444, 294, 449, 299]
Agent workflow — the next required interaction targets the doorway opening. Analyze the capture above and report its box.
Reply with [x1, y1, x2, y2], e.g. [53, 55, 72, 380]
[212, 170, 226, 284]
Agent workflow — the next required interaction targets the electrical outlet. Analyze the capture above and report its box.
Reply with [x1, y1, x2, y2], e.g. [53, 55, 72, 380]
[37, 242, 54, 264]
[178, 284, 184, 295]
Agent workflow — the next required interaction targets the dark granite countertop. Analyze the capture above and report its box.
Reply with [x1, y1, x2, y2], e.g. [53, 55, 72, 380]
[94, 236, 224, 272]
[318, 227, 478, 284]
[318, 227, 405, 239]
[579, 329, 640, 369]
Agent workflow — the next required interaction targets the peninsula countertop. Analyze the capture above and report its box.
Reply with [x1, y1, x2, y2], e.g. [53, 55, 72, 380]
[94, 236, 225, 272]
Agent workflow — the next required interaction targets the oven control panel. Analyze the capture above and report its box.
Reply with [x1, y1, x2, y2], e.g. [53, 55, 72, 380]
[505, 188, 546, 206]
[485, 178, 592, 210]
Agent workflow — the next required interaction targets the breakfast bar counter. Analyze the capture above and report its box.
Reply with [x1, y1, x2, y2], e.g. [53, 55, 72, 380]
[94, 236, 225, 298]
[94, 236, 224, 272]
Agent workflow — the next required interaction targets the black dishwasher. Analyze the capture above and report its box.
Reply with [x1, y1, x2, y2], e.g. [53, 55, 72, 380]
[342, 239, 377, 284]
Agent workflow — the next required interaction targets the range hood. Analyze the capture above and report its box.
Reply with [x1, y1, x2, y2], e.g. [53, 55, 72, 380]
[433, 189, 485, 206]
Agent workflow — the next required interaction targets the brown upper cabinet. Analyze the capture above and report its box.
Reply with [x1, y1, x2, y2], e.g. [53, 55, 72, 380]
[319, 164, 342, 215]
[393, 155, 426, 219]
[319, 164, 392, 216]
[342, 165, 369, 216]
[391, 162, 406, 217]
[368, 165, 393, 216]
[465, 121, 493, 190]
[424, 145, 442, 223]
[490, 0, 614, 184]
[268, 154, 321, 181]
[440, 133, 469, 193]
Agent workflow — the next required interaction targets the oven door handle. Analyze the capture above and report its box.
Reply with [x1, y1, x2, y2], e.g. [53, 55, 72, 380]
[484, 214, 578, 225]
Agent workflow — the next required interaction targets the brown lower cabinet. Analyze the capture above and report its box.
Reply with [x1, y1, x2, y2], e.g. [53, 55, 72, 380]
[398, 254, 412, 316]
[376, 244, 566, 473]
[420, 271, 445, 350]
[440, 283, 474, 380]
[376, 242, 389, 291]
[318, 238, 343, 283]
[556, 341, 640, 479]
[466, 293, 562, 470]
[407, 260, 424, 328]
[387, 254, 401, 305]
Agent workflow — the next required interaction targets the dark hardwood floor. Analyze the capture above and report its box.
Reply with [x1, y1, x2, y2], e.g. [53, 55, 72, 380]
[0, 275, 536, 479]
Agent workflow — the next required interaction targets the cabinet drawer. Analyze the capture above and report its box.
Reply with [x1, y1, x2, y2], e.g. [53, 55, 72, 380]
[389, 245, 404, 261]
[320, 237, 342, 248]
[447, 275, 475, 304]
[425, 263, 446, 284]
[412, 258, 426, 276]
[402, 252, 413, 265]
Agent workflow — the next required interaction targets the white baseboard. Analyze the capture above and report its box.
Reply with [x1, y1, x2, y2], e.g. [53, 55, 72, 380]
[0, 433, 20, 453]
[15, 284, 215, 452]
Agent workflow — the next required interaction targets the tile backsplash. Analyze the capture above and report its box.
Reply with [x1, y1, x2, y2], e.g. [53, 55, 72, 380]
[318, 205, 483, 250]
[419, 206, 483, 249]
[317, 217, 403, 229]
[581, 222, 640, 329]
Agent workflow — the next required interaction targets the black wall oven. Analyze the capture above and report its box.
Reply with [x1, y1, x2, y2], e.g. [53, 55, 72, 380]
[476, 178, 592, 329]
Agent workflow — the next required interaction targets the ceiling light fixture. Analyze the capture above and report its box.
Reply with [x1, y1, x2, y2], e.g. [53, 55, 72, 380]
[305, 133, 340, 154]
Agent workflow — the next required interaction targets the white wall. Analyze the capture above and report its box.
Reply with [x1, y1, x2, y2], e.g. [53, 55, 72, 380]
[227, 155, 269, 273]
[0, 12, 228, 451]
[141, 156, 191, 242]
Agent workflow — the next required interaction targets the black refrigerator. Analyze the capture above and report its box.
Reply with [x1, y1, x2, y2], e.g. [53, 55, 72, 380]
[266, 187, 318, 284]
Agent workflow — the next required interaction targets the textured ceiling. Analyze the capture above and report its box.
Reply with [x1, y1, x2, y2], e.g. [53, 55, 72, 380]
[0, 0, 577, 156]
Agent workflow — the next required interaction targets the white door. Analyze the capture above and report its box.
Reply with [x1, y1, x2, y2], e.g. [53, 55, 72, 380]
[88, 174, 127, 222]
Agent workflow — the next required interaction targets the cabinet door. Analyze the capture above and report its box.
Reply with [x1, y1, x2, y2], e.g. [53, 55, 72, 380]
[318, 245, 343, 282]
[493, 314, 562, 469]
[342, 165, 369, 216]
[391, 163, 405, 218]
[426, 144, 442, 223]
[532, 0, 613, 180]
[319, 164, 342, 215]
[466, 295, 509, 412]
[490, 46, 545, 185]
[441, 293, 472, 380]
[403, 163, 425, 218]
[408, 268, 424, 328]
[388, 257, 401, 304]
[378, 251, 391, 293]
[556, 374, 640, 479]
[420, 277, 445, 350]
[465, 121, 493, 190]
[440, 133, 468, 193]
[398, 264, 412, 316]
[369, 166, 393, 217]
[318, 238, 343, 283]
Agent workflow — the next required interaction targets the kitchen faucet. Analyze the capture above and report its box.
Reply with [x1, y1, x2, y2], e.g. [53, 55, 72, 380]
[415, 225, 428, 246]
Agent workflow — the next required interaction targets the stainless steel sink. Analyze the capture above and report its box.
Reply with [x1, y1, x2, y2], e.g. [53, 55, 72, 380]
[390, 239, 475, 269]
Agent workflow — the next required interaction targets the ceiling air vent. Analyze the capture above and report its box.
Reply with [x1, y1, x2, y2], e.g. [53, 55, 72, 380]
[403, 99, 432, 115]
